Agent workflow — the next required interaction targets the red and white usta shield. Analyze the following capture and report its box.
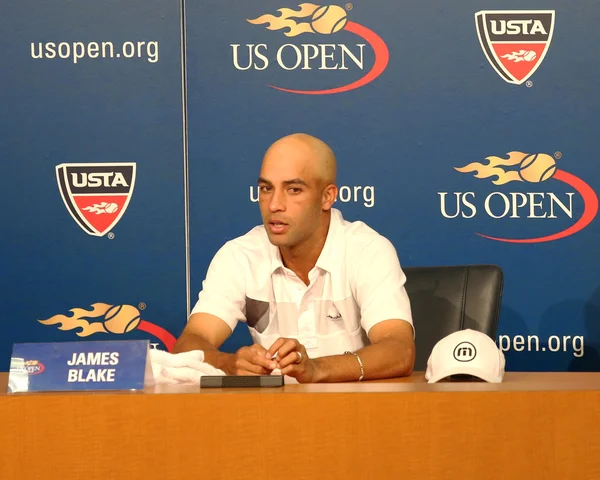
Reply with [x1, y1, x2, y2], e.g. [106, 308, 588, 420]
[475, 10, 555, 85]
[56, 163, 136, 236]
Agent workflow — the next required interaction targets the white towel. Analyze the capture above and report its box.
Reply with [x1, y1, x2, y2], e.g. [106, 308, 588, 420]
[150, 349, 225, 385]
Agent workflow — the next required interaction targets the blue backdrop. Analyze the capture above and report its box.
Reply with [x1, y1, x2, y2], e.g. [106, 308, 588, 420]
[1, 0, 598, 372]
[0, 0, 187, 367]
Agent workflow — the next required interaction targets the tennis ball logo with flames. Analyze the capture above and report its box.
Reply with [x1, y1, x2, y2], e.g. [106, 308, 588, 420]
[307, 5, 347, 33]
[39, 303, 176, 351]
[453, 151, 598, 243]
[102, 304, 140, 333]
[248, 4, 348, 37]
[244, 3, 389, 94]
[517, 153, 556, 182]
[456, 152, 557, 185]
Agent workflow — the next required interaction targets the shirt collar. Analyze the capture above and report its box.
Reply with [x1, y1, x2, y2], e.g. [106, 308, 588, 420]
[269, 242, 285, 274]
[268, 208, 344, 275]
[314, 208, 343, 273]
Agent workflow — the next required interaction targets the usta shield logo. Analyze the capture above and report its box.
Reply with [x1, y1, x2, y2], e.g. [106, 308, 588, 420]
[56, 163, 136, 236]
[233, 3, 389, 94]
[475, 10, 555, 85]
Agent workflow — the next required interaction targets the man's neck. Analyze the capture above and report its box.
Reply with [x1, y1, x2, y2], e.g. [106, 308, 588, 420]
[280, 213, 331, 286]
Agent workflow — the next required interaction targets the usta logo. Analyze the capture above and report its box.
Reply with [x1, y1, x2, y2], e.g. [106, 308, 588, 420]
[71, 172, 129, 188]
[475, 10, 555, 85]
[56, 163, 136, 237]
[490, 19, 547, 35]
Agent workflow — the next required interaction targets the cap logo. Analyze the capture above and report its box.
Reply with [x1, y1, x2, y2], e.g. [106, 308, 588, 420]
[453, 342, 477, 362]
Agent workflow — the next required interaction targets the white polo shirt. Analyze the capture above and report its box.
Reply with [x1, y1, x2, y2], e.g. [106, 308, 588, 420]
[191, 208, 413, 358]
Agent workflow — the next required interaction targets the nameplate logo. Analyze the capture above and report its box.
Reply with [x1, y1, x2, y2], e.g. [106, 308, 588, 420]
[8, 340, 152, 393]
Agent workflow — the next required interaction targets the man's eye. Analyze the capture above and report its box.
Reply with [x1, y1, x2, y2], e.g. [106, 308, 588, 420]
[259, 186, 272, 193]
[289, 187, 302, 194]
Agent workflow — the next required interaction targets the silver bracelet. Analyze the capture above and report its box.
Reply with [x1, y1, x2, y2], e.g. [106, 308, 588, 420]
[345, 351, 364, 381]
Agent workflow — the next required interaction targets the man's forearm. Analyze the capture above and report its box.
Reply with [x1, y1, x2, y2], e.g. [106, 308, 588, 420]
[172, 332, 235, 373]
[313, 338, 414, 383]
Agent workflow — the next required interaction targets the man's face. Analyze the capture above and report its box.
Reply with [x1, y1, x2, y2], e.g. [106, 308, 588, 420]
[258, 143, 325, 249]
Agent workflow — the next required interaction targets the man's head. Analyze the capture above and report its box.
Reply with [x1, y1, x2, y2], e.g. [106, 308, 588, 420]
[258, 133, 338, 250]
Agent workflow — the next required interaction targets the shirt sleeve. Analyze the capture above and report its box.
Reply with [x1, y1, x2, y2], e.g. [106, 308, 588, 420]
[350, 236, 414, 336]
[190, 242, 247, 332]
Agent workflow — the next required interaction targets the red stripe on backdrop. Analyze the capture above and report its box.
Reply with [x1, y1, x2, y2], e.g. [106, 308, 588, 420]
[138, 320, 177, 352]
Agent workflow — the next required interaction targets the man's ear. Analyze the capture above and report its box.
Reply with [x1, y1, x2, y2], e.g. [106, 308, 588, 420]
[321, 184, 338, 211]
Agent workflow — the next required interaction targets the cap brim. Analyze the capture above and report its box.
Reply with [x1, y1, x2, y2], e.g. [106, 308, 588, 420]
[427, 364, 503, 384]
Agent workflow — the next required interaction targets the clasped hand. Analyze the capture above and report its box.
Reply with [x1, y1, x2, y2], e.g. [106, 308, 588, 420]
[229, 338, 316, 383]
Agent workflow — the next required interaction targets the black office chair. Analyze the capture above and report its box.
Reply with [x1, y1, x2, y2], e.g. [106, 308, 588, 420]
[403, 265, 504, 371]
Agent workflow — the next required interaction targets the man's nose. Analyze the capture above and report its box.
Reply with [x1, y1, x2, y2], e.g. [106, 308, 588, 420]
[269, 189, 285, 212]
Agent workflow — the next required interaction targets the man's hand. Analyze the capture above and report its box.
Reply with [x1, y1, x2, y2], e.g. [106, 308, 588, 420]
[264, 320, 414, 383]
[229, 344, 278, 376]
[267, 338, 318, 383]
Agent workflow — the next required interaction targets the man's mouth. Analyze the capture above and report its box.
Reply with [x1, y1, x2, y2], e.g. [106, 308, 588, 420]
[268, 220, 288, 234]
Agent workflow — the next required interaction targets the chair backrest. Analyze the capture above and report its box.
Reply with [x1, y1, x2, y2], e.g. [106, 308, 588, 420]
[403, 265, 504, 371]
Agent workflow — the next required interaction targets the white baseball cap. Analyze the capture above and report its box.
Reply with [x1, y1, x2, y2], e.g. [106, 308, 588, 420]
[425, 329, 505, 383]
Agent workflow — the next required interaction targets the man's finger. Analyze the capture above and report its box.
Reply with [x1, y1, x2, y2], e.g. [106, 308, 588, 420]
[239, 346, 277, 369]
[266, 338, 287, 359]
[281, 364, 300, 377]
[274, 339, 299, 359]
[252, 351, 278, 370]
[251, 343, 269, 355]
[236, 358, 270, 375]
[278, 350, 302, 369]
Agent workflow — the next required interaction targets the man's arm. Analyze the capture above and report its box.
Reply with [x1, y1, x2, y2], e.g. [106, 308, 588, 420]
[173, 313, 276, 375]
[269, 319, 414, 383]
[313, 319, 414, 381]
[172, 312, 233, 370]
[173, 243, 275, 375]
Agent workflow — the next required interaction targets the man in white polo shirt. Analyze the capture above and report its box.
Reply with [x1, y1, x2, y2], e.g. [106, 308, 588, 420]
[173, 133, 415, 382]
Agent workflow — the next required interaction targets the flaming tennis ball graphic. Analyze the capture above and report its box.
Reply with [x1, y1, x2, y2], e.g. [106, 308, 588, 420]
[38, 303, 178, 351]
[455, 151, 557, 185]
[102, 304, 141, 334]
[39, 303, 141, 336]
[247, 4, 348, 37]
[311, 5, 347, 34]
[518, 153, 556, 183]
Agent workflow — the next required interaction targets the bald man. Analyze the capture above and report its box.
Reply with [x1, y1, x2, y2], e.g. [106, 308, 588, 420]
[174, 134, 415, 382]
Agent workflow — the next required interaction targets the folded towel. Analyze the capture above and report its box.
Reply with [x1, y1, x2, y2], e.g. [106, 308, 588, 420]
[150, 349, 205, 368]
[150, 349, 225, 385]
